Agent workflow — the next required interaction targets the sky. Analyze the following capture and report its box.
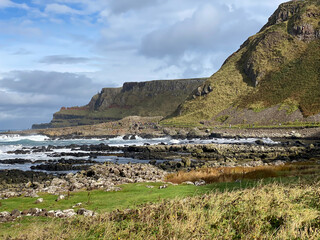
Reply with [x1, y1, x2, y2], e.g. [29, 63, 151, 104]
[0, 0, 286, 130]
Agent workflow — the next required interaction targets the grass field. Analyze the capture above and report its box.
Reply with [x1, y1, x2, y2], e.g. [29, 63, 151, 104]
[1, 162, 320, 239]
[1, 175, 320, 239]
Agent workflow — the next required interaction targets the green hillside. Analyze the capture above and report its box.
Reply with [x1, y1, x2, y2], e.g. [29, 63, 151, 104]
[165, 0, 320, 126]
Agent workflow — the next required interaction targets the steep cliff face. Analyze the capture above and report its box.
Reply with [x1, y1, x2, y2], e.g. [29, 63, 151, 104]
[33, 78, 206, 128]
[165, 0, 320, 126]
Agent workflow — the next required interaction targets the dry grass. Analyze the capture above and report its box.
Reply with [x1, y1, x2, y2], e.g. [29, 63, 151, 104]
[4, 179, 320, 239]
[165, 162, 320, 184]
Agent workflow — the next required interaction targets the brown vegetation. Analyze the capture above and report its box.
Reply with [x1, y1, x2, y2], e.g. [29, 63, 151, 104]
[165, 162, 320, 184]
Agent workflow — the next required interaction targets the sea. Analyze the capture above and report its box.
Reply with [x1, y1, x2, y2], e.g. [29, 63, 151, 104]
[0, 134, 277, 172]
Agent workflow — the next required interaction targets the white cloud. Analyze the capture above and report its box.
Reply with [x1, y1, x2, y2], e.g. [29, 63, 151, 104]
[45, 3, 81, 15]
[138, 2, 261, 78]
[0, 0, 29, 9]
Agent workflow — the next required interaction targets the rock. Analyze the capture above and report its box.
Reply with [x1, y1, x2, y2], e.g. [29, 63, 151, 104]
[29, 208, 41, 215]
[163, 128, 176, 136]
[21, 209, 29, 216]
[35, 198, 43, 204]
[51, 178, 68, 187]
[72, 203, 82, 208]
[159, 185, 168, 189]
[123, 135, 130, 140]
[194, 180, 206, 186]
[55, 210, 65, 218]
[77, 208, 94, 217]
[209, 133, 222, 138]
[24, 191, 39, 198]
[255, 140, 265, 145]
[146, 185, 154, 189]
[38, 209, 47, 217]
[2, 192, 19, 199]
[290, 131, 302, 139]
[0, 215, 13, 222]
[105, 186, 122, 192]
[0, 211, 10, 218]
[130, 135, 136, 140]
[182, 181, 194, 185]
[44, 186, 59, 194]
[149, 160, 156, 165]
[56, 195, 65, 202]
[86, 170, 95, 177]
[47, 210, 55, 217]
[63, 209, 76, 218]
[112, 168, 120, 176]
[181, 157, 191, 167]
[71, 182, 85, 190]
[25, 181, 32, 188]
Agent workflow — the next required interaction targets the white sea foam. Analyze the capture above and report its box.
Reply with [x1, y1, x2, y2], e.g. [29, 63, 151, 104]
[0, 134, 49, 142]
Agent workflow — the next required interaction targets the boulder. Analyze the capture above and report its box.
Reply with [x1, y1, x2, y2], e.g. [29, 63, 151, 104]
[63, 209, 76, 218]
[35, 198, 43, 204]
[194, 180, 206, 186]
[56, 195, 65, 202]
[159, 184, 168, 189]
[77, 208, 94, 217]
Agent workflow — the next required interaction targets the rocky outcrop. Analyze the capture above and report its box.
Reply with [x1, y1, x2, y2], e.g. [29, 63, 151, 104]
[87, 87, 122, 111]
[0, 163, 167, 199]
[33, 78, 206, 129]
[0, 208, 95, 223]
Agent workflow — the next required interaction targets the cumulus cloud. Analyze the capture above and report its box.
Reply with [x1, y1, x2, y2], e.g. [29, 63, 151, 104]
[140, 3, 260, 59]
[45, 3, 81, 15]
[0, 0, 29, 9]
[0, 71, 105, 129]
[46, 0, 162, 15]
[39, 55, 90, 64]
[0, 71, 102, 96]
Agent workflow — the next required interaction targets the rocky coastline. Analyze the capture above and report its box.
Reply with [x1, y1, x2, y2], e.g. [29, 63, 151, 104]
[1, 137, 319, 197]
[0, 131, 319, 224]
[1, 124, 320, 223]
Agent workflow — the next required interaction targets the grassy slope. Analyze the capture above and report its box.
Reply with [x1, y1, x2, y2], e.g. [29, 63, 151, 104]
[163, 48, 253, 125]
[1, 176, 320, 239]
[165, 0, 320, 126]
[239, 40, 320, 116]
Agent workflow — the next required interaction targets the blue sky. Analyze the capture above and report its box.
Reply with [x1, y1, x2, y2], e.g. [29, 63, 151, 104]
[0, 0, 285, 130]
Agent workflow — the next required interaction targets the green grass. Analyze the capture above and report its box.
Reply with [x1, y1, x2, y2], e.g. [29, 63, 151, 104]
[0, 182, 210, 214]
[0, 177, 303, 214]
[1, 175, 320, 239]
[219, 121, 320, 129]
[239, 40, 320, 117]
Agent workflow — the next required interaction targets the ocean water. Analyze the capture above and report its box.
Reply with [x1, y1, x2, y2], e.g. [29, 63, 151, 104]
[0, 134, 277, 172]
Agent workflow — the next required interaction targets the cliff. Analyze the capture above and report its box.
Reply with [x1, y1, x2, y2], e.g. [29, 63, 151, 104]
[33, 78, 206, 128]
[165, 0, 320, 126]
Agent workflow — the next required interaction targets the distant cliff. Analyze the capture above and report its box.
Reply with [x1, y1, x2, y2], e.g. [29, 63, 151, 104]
[32, 78, 206, 129]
